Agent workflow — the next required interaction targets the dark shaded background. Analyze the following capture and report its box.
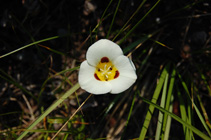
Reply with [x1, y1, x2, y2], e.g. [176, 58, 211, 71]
[0, 0, 211, 139]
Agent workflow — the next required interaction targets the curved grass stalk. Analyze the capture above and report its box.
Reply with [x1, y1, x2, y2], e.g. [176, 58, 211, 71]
[17, 83, 80, 140]
[0, 36, 59, 59]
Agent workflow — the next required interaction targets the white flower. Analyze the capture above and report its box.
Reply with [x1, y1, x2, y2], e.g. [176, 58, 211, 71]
[78, 39, 137, 94]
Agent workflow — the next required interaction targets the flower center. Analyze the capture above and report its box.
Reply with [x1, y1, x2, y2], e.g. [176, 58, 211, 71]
[94, 57, 119, 81]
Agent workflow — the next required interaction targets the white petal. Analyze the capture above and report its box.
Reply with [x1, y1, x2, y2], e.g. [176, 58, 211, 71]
[86, 39, 123, 66]
[108, 55, 137, 94]
[113, 55, 137, 79]
[109, 75, 136, 94]
[78, 61, 112, 94]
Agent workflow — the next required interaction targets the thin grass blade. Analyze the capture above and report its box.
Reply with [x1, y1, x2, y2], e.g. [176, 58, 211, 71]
[0, 36, 59, 58]
[177, 88, 191, 140]
[121, 91, 137, 139]
[119, 0, 161, 44]
[0, 69, 37, 101]
[196, 89, 211, 129]
[113, 0, 147, 41]
[178, 71, 211, 137]
[106, 0, 121, 38]
[163, 94, 174, 140]
[155, 72, 169, 140]
[161, 67, 176, 140]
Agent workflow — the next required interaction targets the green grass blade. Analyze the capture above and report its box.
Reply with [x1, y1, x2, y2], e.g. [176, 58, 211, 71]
[119, 0, 161, 44]
[17, 83, 80, 140]
[193, 87, 211, 136]
[163, 94, 174, 140]
[106, 0, 121, 38]
[178, 71, 211, 137]
[0, 111, 21, 117]
[155, 72, 169, 140]
[200, 73, 211, 96]
[90, 93, 122, 138]
[193, 98, 211, 137]
[0, 36, 59, 58]
[177, 72, 194, 139]
[196, 89, 211, 129]
[92, 0, 113, 38]
[0, 69, 37, 101]
[140, 97, 211, 140]
[12, 129, 82, 134]
[38, 44, 66, 56]
[196, 65, 211, 96]
[177, 88, 191, 140]
[123, 34, 153, 54]
[121, 91, 137, 139]
[177, 75, 190, 94]
[112, 0, 147, 41]
[163, 0, 202, 19]
[139, 64, 169, 140]
[38, 66, 80, 99]
[187, 95, 193, 140]
[161, 68, 176, 140]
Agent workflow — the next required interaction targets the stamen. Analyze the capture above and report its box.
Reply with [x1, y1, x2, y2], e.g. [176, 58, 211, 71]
[95, 57, 120, 81]
[107, 66, 111, 70]
[105, 75, 108, 79]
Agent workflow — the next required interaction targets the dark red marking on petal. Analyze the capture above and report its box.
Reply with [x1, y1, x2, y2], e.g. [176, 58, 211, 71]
[94, 73, 100, 81]
[101, 57, 109, 63]
[114, 70, 119, 79]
